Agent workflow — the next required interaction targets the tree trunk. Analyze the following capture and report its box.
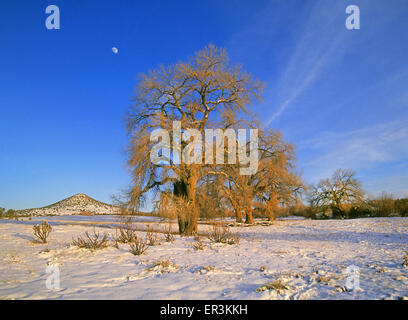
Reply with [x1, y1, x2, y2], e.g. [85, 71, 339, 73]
[267, 207, 275, 221]
[178, 213, 196, 236]
[236, 208, 243, 223]
[245, 207, 254, 224]
[173, 170, 198, 236]
[231, 200, 242, 223]
[267, 192, 278, 221]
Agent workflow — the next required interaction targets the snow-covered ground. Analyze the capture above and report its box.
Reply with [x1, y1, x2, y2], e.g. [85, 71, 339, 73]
[0, 217, 407, 299]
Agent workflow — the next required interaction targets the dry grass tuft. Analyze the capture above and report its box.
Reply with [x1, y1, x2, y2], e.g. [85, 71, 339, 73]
[403, 251, 408, 268]
[317, 275, 331, 284]
[192, 236, 205, 250]
[148, 259, 179, 272]
[200, 265, 216, 273]
[255, 280, 290, 294]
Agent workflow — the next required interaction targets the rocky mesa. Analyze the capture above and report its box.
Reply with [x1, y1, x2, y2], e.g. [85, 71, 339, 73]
[16, 193, 121, 216]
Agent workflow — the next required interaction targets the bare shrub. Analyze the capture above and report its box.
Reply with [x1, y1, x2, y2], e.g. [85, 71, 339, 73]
[129, 237, 148, 255]
[72, 228, 108, 250]
[164, 223, 175, 243]
[403, 251, 408, 268]
[207, 223, 240, 245]
[146, 224, 159, 246]
[115, 221, 137, 243]
[33, 221, 52, 243]
[207, 223, 228, 243]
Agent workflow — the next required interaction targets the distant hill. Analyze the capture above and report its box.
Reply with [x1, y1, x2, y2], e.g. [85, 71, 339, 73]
[16, 193, 121, 216]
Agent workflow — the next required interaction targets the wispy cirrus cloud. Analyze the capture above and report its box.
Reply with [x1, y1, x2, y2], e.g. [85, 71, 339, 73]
[298, 120, 408, 191]
[262, 0, 405, 127]
[264, 0, 351, 126]
[225, 0, 408, 197]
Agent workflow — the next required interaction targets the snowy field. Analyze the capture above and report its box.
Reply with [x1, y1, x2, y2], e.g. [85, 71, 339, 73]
[0, 217, 407, 300]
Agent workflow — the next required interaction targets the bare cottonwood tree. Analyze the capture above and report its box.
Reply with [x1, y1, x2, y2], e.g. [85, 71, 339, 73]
[210, 128, 303, 223]
[125, 45, 263, 235]
[308, 168, 365, 218]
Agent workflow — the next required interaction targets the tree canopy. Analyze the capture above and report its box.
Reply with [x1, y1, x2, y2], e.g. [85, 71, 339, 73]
[125, 44, 303, 234]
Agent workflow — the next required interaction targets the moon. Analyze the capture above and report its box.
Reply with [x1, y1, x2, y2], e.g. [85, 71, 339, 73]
[112, 47, 118, 54]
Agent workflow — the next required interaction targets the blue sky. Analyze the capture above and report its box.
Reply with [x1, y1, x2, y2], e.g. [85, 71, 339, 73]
[1, 0, 407, 210]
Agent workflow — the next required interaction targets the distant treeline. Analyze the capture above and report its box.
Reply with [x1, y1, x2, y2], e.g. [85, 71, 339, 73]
[194, 191, 408, 221]
[0, 208, 16, 218]
[259, 196, 408, 220]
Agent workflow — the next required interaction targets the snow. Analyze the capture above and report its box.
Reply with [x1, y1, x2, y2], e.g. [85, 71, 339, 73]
[0, 217, 407, 299]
